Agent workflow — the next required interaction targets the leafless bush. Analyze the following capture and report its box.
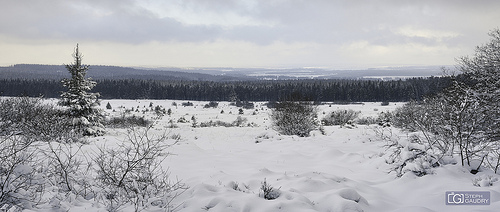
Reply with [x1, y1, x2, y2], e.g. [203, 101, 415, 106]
[355, 116, 378, 125]
[0, 97, 74, 141]
[485, 148, 500, 174]
[93, 127, 186, 211]
[270, 101, 318, 137]
[321, 109, 360, 126]
[199, 116, 249, 128]
[106, 114, 152, 128]
[199, 120, 233, 128]
[0, 135, 44, 210]
[42, 141, 94, 200]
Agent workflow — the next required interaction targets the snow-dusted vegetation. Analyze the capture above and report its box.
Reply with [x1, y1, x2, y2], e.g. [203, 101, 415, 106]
[0, 98, 498, 211]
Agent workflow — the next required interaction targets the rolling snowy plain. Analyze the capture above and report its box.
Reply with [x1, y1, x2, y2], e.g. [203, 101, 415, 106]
[34, 99, 499, 212]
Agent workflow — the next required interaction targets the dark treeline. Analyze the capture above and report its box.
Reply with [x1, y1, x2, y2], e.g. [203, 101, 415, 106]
[0, 77, 450, 102]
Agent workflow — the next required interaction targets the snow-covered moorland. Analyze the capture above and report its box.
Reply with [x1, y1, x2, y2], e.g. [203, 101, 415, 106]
[8, 99, 500, 211]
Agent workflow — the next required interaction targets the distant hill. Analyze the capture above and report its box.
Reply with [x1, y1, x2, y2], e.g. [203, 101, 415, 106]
[0, 64, 448, 81]
[0, 64, 248, 81]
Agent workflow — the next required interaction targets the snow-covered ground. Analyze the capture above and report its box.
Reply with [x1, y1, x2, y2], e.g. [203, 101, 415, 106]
[49, 100, 500, 211]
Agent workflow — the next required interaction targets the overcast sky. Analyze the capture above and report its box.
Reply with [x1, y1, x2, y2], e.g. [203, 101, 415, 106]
[1, 0, 499, 69]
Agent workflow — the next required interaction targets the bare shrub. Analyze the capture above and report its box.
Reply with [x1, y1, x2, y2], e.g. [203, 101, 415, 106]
[270, 101, 318, 137]
[376, 111, 393, 127]
[199, 116, 248, 128]
[0, 97, 77, 142]
[356, 116, 378, 125]
[386, 29, 500, 175]
[321, 109, 360, 126]
[486, 149, 500, 174]
[0, 135, 44, 210]
[199, 120, 233, 128]
[42, 141, 94, 200]
[106, 114, 152, 128]
[93, 127, 186, 211]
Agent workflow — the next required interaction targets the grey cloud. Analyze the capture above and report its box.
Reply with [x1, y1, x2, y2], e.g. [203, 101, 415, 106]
[0, 0, 224, 43]
[0, 0, 499, 48]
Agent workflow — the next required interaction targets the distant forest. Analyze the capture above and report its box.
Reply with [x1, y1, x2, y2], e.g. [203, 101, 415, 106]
[0, 77, 450, 102]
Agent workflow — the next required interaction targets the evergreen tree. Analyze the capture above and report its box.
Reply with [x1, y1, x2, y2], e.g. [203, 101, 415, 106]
[59, 44, 104, 136]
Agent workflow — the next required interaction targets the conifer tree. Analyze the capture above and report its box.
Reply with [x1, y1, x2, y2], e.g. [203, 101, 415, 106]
[59, 44, 104, 136]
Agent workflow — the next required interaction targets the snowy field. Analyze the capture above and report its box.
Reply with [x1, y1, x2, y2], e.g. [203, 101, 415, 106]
[39, 99, 499, 212]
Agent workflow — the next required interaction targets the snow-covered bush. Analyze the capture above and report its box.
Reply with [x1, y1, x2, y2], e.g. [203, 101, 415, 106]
[391, 83, 494, 172]
[93, 127, 186, 211]
[154, 105, 167, 118]
[42, 141, 93, 199]
[204, 101, 218, 108]
[385, 135, 440, 177]
[199, 120, 233, 128]
[0, 97, 75, 142]
[270, 101, 318, 137]
[106, 114, 152, 128]
[458, 29, 500, 147]
[472, 175, 498, 187]
[259, 178, 281, 200]
[0, 135, 45, 211]
[321, 109, 360, 126]
[255, 131, 280, 143]
[232, 100, 254, 109]
[356, 116, 378, 125]
[232, 116, 248, 127]
[198, 116, 249, 128]
[181, 102, 193, 107]
[177, 116, 188, 123]
[376, 111, 393, 127]
[388, 29, 500, 174]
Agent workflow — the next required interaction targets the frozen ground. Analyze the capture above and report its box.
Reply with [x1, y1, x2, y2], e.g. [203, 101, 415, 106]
[44, 100, 500, 212]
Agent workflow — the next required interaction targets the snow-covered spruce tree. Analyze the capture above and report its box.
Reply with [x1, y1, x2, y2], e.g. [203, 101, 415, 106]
[59, 44, 104, 136]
